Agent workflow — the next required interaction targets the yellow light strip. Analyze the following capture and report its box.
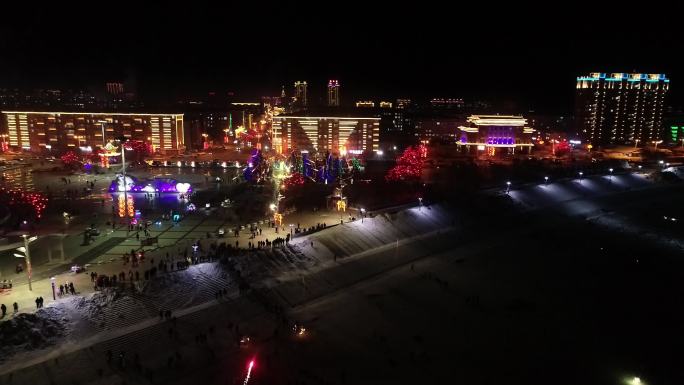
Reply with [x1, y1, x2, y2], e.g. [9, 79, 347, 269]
[1, 111, 183, 117]
[273, 116, 379, 120]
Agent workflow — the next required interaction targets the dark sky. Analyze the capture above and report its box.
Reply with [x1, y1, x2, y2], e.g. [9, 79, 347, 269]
[1, 4, 681, 113]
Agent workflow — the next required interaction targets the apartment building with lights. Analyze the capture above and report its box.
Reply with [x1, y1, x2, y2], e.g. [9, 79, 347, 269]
[272, 115, 379, 156]
[575, 73, 669, 147]
[457, 115, 534, 155]
[0, 111, 184, 153]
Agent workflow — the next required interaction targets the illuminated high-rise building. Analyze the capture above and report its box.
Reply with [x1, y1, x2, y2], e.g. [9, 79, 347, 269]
[294, 81, 308, 108]
[327, 80, 340, 107]
[106, 82, 124, 95]
[575, 72, 669, 146]
[396, 98, 412, 109]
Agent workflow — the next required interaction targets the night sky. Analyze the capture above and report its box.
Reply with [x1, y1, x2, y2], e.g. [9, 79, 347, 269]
[1, 5, 681, 113]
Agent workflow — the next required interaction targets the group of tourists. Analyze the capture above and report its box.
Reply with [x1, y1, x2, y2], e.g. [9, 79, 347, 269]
[58, 281, 76, 296]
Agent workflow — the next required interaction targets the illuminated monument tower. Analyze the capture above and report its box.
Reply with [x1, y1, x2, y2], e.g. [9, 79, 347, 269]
[575, 73, 669, 147]
[327, 80, 340, 107]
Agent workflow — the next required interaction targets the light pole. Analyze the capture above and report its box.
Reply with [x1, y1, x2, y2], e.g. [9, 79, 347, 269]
[608, 168, 613, 182]
[544, 176, 549, 185]
[506, 181, 511, 194]
[360, 208, 366, 223]
[98, 120, 108, 147]
[14, 235, 37, 291]
[117, 137, 130, 211]
[652, 140, 663, 150]
[418, 197, 423, 211]
[634, 139, 640, 149]
[578, 171, 583, 184]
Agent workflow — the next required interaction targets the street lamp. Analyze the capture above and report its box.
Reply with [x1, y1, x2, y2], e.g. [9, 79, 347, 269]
[14, 235, 38, 291]
[505, 181, 511, 194]
[652, 140, 663, 150]
[360, 208, 366, 223]
[418, 197, 423, 211]
[116, 136, 130, 210]
[634, 138, 640, 148]
[544, 176, 549, 185]
[97, 120, 108, 147]
[51, 277, 56, 300]
[578, 171, 583, 183]
[609, 168, 613, 181]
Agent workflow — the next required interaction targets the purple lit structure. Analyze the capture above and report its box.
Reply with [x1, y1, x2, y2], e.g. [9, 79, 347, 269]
[108, 175, 192, 194]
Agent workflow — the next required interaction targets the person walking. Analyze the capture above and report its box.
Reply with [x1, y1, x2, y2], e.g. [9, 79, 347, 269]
[13, 302, 18, 313]
[1, 304, 6, 317]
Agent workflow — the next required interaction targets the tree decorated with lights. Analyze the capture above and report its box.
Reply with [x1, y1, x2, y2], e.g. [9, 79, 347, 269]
[125, 140, 152, 161]
[284, 172, 306, 188]
[350, 158, 361, 172]
[60, 151, 80, 169]
[385, 145, 424, 181]
[0, 188, 49, 225]
[271, 160, 291, 181]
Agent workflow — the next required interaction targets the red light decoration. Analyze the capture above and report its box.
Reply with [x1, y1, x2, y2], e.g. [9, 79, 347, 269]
[385, 145, 424, 181]
[0, 188, 48, 221]
[555, 140, 571, 156]
[238, 128, 259, 145]
[125, 140, 152, 159]
[284, 172, 305, 188]
[60, 151, 80, 167]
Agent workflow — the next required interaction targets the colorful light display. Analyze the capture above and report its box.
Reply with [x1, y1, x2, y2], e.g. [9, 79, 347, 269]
[385, 145, 424, 181]
[118, 194, 135, 217]
[60, 151, 79, 168]
[108, 175, 192, 194]
[0, 188, 48, 220]
[284, 172, 305, 188]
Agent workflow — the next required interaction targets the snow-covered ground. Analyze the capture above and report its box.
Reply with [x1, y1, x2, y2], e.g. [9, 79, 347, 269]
[2, 187, 683, 384]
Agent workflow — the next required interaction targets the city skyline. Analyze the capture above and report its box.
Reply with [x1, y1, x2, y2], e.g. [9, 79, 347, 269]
[1, 6, 682, 113]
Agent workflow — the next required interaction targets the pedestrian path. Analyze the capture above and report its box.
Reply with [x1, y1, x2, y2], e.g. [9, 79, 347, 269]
[13, 237, 127, 285]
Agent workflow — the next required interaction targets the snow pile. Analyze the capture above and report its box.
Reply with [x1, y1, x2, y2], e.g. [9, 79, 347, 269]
[73, 289, 123, 320]
[0, 307, 68, 361]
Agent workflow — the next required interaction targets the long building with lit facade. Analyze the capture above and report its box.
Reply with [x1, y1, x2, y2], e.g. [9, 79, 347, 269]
[272, 115, 379, 156]
[1, 111, 184, 153]
[575, 73, 669, 147]
[457, 115, 534, 155]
